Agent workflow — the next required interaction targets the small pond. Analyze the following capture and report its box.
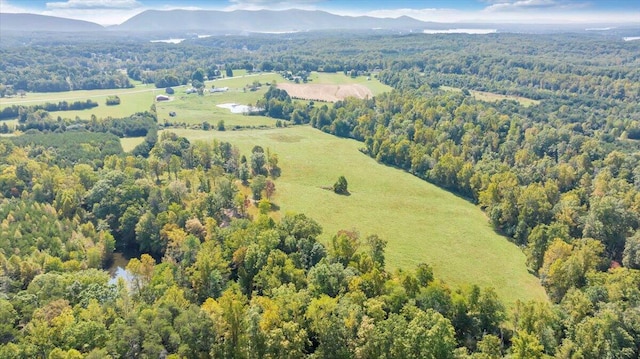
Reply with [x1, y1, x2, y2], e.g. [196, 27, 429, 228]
[108, 252, 133, 285]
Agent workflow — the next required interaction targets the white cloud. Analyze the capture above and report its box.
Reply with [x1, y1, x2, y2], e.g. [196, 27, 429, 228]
[35, 0, 145, 25]
[46, 0, 141, 10]
[482, 0, 590, 12]
[485, 0, 557, 11]
[229, 0, 321, 4]
[0, 0, 34, 13]
[42, 8, 144, 24]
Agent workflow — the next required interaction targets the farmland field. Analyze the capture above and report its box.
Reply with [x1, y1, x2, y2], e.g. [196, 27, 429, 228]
[156, 72, 391, 125]
[1, 71, 392, 124]
[308, 72, 392, 96]
[0, 84, 162, 119]
[277, 82, 373, 102]
[164, 126, 548, 308]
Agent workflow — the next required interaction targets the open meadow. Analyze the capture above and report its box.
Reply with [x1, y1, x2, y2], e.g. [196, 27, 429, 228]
[308, 72, 392, 95]
[277, 83, 373, 102]
[0, 84, 162, 119]
[1, 71, 392, 125]
[154, 72, 282, 128]
[164, 126, 548, 307]
[440, 85, 540, 107]
[277, 72, 392, 102]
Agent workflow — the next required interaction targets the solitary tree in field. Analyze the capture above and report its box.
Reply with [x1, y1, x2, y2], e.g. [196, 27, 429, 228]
[333, 176, 349, 195]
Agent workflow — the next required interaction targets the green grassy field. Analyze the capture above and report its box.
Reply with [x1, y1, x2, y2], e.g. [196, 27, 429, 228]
[120, 137, 146, 152]
[164, 126, 548, 307]
[307, 72, 392, 96]
[156, 72, 283, 128]
[1, 71, 391, 126]
[156, 72, 391, 126]
[441, 86, 540, 107]
[0, 84, 162, 120]
[0, 71, 275, 122]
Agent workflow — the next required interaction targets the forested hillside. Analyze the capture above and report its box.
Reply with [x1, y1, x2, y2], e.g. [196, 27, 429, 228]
[0, 31, 639, 358]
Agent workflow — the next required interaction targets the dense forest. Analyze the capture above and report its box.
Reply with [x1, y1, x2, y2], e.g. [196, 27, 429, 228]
[1, 30, 639, 358]
[2, 32, 639, 98]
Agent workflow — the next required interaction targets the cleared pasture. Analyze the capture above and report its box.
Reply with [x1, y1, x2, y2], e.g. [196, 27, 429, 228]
[0, 85, 161, 119]
[440, 85, 540, 107]
[307, 72, 392, 96]
[164, 126, 548, 308]
[277, 83, 373, 102]
[1, 71, 391, 125]
[156, 73, 282, 128]
[120, 137, 147, 152]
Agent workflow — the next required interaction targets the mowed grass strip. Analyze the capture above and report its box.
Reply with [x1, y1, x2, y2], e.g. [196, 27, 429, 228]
[166, 126, 548, 307]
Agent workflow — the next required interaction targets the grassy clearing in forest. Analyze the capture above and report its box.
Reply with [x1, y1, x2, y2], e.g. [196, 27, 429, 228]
[120, 137, 147, 152]
[440, 86, 540, 107]
[164, 126, 548, 308]
[307, 72, 392, 96]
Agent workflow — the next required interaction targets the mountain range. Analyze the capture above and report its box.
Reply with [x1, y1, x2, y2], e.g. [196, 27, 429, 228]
[117, 9, 430, 32]
[0, 9, 460, 33]
[1, 9, 635, 35]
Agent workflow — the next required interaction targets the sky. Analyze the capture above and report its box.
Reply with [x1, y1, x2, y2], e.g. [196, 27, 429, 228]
[1, 0, 639, 26]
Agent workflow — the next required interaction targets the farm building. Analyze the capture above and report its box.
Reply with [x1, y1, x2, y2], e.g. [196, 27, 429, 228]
[210, 87, 229, 93]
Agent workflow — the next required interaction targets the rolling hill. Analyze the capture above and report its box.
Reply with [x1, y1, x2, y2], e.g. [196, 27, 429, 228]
[166, 126, 549, 307]
[0, 13, 104, 32]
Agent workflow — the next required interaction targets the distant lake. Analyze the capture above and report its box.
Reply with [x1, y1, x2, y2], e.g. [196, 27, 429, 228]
[150, 38, 185, 44]
[423, 29, 497, 34]
[217, 103, 263, 114]
[623, 37, 640, 42]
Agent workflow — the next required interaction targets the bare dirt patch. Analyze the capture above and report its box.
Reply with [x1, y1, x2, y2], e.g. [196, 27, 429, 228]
[277, 83, 373, 102]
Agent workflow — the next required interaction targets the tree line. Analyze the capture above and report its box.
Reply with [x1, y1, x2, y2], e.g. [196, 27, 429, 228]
[0, 100, 98, 120]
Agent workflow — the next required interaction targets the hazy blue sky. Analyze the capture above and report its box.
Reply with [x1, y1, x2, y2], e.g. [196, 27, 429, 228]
[1, 0, 639, 25]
